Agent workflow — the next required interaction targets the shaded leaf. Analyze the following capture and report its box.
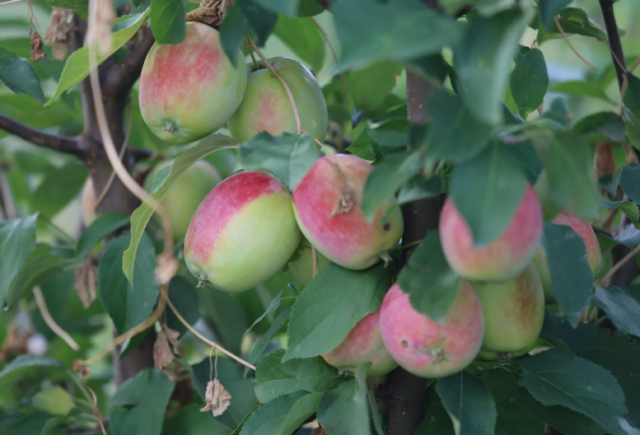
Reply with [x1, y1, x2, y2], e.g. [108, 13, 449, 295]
[273, 15, 324, 73]
[0, 214, 37, 310]
[317, 365, 369, 435]
[76, 211, 129, 257]
[510, 47, 548, 119]
[549, 81, 611, 102]
[239, 392, 306, 435]
[30, 161, 88, 218]
[150, 0, 186, 44]
[591, 286, 640, 337]
[0, 47, 45, 102]
[573, 112, 626, 142]
[0, 355, 63, 391]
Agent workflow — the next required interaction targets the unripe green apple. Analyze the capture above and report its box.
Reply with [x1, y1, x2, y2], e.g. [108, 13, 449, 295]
[473, 264, 545, 361]
[184, 170, 301, 293]
[286, 237, 330, 287]
[323, 310, 398, 377]
[144, 160, 221, 240]
[227, 57, 328, 143]
[533, 211, 601, 303]
[139, 22, 247, 145]
[81, 178, 97, 227]
[292, 154, 404, 270]
[379, 282, 484, 378]
[440, 183, 543, 281]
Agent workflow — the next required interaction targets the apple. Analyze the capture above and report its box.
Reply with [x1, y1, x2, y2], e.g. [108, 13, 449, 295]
[81, 178, 97, 227]
[379, 282, 484, 378]
[139, 22, 247, 145]
[440, 183, 542, 281]
[184, 170, 301, 293]
[533, 211, 601, 303]
[286, 237, 330, 287]
[323, 310, 398, 377]
[227, 57, 328, 143]
[292, 154, 404, 270]
[472, 264, 545, 361]
[144, 160, 221, 240]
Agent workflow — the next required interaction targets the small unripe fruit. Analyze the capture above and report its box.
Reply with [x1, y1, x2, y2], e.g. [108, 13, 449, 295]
[323, 310, 397, 377]
[184, 171, 301, 293]
[287, 237, 330, 287]
[379, 282, 484, 378]
[533, 211, 601, 303]
[139, 22, 247, 144]
[228, 57, 328, 143]
[472, 264, 545, 361]
[292, 154, 404, 270]
[440, 183, 542, 281]
[144, 160, 221, 240]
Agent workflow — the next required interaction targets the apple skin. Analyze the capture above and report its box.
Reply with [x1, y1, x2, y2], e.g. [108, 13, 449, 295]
[144, 160, 221, 240]
[472, 264, 545, 361]
[81, 178, 97, 227]
[440, 183, 543, 281]
[227, 57, 328, 143]
[533, 211, 601, 303]
[379, 282, 484, 378]
[139, 22, 247, 145]
[323, 310, 398, 377]
[292, 154, 404, 270]
[287, 237, 330, 287]
[184, 170, 302, 293]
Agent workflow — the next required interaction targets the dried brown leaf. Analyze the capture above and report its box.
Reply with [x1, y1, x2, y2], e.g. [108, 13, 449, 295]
[199, 379, 232, 416]
[154, 330, 177, 381]
[86, 0, 116, 55]
[156, 252, 179, 285]
[30, 32, 48, 62]
[0, 324, 32, 362]
[186, 0, 233, 29]
[75, 262, 98, 308]
[44, 7, 74, 60]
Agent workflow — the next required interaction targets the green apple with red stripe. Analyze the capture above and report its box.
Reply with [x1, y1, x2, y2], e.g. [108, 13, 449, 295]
[292, 154, 404, 270]
[139, 22, 247, 145]
[227, 57, 328, 143]
[184, 170, 301, 293]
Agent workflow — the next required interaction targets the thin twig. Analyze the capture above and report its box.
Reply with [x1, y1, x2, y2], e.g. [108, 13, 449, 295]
[599, 243, 640, 285]
[312, 246, 318, 279]
[247, 37, 301, 133]
[33, 286, 80, 350]
[81, 374, 107, 435]
[0, 165, 16, 219]
[0, 0, 24, 6]
[554, 16, 596, 71]
[246, 36, 258, 70]
[95, 102, 133, 208]
[630, 56, 640, 73]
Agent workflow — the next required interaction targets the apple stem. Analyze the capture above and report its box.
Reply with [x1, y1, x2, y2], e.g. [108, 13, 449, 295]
[312, 246, 318, 278]
[245, 36, 259, 70]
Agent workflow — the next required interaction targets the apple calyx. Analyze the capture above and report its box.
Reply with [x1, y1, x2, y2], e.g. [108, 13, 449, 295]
[329, 162, 356, 217]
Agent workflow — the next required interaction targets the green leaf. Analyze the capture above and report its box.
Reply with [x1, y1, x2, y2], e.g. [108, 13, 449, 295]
[0, 48, 45, 102]
[278, 392, 323, 435]
[0, 355, 63, 391]
[273, 16, 324, 73]
[437, 371, 497, 435]
[150, 0, 186, 44]
[162, 404, 232, 435]
[620, 164, 640, 204]
[47, 6, 150, 104]
[254, 0, 298, 16]
[624, 75, 640, 147]
[109, 369, 175, 435]
[331, 0, 465, 70]
[454, 6, 535, 125]
[518, 349, 627, 435]
[361, 152, 421, 220]
[415, 383, 455, 435]
[192, 357, 258, 429]
[449, 143, 526, 247]
[76, 212, 129, 257]
[573, 112, 626, 142]
[538, 8, 607, 42]
[600, 198, 640, 229]
[243, 290, 283, 341]
[0, 214, 37, 310]
[549, 81, 611, 102]
[165, 276, 200, 336]
[397, 230, 460, 323]
[540, 132, 601, 219]
[124, 134, 236, 284]
[541, 222, 593, 326]
[539, 0, 572, 31]
[254, 350, 344, 403]
[317, 366, 369, 435]
[483, 370, 545, 435]
[6, 252, 66, 308]
[349, 62, 404, 111]
[284, 262, 389, 360]
[32, 387, 75, 416]
[510, 47, 548, 119]
[220, 4, 254, 62]
[368, 388, 384, 435]
[246, 307, 291, 369]
[238, 0, 278, 46]
[397, 174, 442, 205]
[502, 143, 543, 185]
[239, 132, 319, 190]
[346, 128, 379, 161]
[239, 392, 307, 435]
[297, 0, 324, 17]
[99, 233, 159, 335]
[591, 286, 640, 337]
[425, 89, 493, 163]
[30, 161, 88, 218]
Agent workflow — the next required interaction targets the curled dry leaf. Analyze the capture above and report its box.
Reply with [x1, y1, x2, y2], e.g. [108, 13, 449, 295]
[594, 142, 623, 200]
[186, 0, 233, 29]
[199, 379, 232, 416]
[75, 261, 98, 308]
[44, 7, 75, 60]
[86, 0, 116, 55]
[153, 325, 180, 381]
[156, 252, 179, 285]
[0, 324, 32, 362]
[30, 31, 48, 62]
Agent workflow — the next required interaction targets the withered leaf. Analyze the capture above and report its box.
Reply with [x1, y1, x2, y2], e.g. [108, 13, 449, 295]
[199, 379, 232, 416]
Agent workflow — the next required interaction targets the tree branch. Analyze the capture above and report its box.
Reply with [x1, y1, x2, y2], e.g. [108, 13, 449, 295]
[105, 27, 155, 97]
[599, 0, 627, 91]
[0, 114, 86, 158]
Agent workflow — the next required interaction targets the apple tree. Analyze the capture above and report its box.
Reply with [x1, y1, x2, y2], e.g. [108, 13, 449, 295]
[1, 0, 640, 434]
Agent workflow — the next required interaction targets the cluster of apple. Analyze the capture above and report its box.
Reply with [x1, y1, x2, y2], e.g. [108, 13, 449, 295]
[132, 22, 602, 380]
